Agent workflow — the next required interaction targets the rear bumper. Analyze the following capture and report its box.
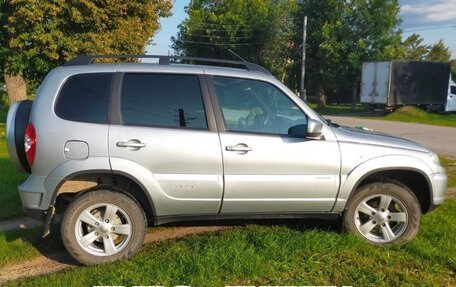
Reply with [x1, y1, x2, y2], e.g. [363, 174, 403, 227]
[23, 207, 47, 221]
[18, 175, 48, 211]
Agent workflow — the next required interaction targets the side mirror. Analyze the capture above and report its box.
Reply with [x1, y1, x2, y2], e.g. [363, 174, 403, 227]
[287, 119, 324, 140]
[287, 124, 307, 138]
[306, 119, 323, 140]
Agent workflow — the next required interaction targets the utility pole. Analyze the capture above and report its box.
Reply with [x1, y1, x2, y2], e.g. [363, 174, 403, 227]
[300, 16, 307, 101]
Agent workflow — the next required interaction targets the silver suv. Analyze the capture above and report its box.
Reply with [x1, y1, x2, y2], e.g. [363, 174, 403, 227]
[6, 55, 447, 265]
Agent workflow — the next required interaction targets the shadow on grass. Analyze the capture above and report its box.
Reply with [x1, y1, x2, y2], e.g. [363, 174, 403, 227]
[2, 223, 80, 267]
[3, 216, 342, 268]
[158, 216, 343, 234]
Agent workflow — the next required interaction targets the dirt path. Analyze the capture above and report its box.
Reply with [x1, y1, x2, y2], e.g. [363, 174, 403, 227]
[0, 225, 232, 285]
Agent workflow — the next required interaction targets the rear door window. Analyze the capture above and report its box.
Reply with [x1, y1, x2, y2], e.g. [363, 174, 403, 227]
[55, 73, 112, 124]
[120, 74, 208, 129]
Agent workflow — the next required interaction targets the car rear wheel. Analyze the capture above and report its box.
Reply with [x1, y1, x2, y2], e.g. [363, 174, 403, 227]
[343, 182, 421, 245]
[61, 189, 147, 265]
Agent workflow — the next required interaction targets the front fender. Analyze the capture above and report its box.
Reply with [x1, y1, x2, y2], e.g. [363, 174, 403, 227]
[332, 154, 433, 212]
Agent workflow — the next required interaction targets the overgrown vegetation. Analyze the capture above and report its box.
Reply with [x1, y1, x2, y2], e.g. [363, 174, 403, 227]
[441, 156, 456, 188]
[3, 199, 455, 286]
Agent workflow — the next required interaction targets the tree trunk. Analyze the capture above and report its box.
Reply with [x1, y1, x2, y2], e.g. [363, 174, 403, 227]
[351, 82, 357, 112]
[4, 67, 27, 105]
[317, 87, 326, 108]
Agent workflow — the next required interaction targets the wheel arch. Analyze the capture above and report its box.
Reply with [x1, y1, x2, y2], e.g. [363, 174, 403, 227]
[52, 170, 156, 222]
[347, 168, 432, 213]
[335, 155, 434, 214]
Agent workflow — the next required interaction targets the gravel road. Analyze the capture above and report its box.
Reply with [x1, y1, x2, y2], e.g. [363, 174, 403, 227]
[325, 116, 456, 157]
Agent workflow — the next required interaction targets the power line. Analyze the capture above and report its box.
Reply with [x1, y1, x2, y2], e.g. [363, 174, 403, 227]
[191, 21, 278, 27]
[403, 24, 456, 32]
[189, 27, 271, 32]
[179, 40, 262, 46]
[189, 22, 261, 27]
[183, 33, 254, 39]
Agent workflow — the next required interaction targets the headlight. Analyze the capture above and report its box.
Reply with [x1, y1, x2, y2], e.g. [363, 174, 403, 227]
[428, 151, 440, 165]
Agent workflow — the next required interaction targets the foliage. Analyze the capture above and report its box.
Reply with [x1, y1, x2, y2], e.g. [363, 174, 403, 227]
[4, 199, 456, 286]
[289, 0, 402, 103]
[0, 0, 172, 94]
[396, 34, 451, 62]
[172, 0, 297, 82]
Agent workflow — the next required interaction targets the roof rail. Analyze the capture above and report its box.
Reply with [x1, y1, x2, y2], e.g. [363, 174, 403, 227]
[63, 55, 271, 75]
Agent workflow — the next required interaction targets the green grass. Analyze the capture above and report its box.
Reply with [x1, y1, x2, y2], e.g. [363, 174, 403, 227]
[0, 228, 64, 268]
[378, 106, 456, 127]
[312, 104, 456, 127]
[0, 104, 7, 123]
[0, 124, 27, 220]
[441, 156, 456, 188]
[311, 103, 366, 115]
[4, 199, 456, 287]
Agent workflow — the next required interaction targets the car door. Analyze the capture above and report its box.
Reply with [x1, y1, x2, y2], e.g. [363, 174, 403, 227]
[109, 72, 223, 216]
[447, 83, 456, 112]
[210, 76, 341, 213]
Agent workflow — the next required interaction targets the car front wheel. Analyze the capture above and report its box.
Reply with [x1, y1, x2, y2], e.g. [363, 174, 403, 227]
[61, 189, 147, 265]
[343, 182, 421, 245]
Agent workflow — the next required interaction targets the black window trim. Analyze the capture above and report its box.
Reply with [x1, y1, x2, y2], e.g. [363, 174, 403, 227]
[110, 72, 218, 132]
[54, 72, 113, 125]
[206, 75, 308, 135]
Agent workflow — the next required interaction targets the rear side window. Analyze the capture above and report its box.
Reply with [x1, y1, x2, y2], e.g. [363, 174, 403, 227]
[121, 74, 208, 129]
[55, 73, 112, 124]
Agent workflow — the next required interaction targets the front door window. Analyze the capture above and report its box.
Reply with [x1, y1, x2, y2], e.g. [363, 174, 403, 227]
[213, 77, 307, 135]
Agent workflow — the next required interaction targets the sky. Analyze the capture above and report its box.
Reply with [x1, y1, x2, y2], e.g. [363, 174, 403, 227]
[148, 0, 456, 59]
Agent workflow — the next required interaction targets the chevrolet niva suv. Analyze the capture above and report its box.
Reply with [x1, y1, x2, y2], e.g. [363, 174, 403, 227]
[6, 55, 447, 265]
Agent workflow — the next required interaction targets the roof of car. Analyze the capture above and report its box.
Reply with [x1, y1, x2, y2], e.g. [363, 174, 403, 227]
[63, 55, 272, 76]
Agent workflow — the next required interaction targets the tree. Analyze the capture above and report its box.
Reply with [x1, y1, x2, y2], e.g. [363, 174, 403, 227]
[395, 34, 451, 62]
[172, 0, 296, 82]
[394, 34, 429, 60]
[0, 0, 172, 105]
[427, 40, 451, 62]
[290, 0, 402, 106]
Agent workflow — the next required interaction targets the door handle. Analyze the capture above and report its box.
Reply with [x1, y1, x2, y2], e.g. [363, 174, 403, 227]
[226, 144, 252, 154]
[116, 140, 146, 150]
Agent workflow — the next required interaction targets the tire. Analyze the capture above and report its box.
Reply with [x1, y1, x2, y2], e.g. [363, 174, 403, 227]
[343, 182, 421, 245]
[61, 189, 147, 265]
[6, 100, 33, 173]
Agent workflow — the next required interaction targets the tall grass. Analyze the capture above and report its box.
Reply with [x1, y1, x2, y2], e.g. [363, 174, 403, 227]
[5, 199, 456, 287]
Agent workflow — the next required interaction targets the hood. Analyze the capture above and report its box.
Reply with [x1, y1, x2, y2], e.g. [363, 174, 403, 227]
[332, 125, 429, 153]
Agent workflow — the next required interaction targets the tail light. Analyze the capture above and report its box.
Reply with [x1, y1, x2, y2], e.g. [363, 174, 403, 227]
[24, 123, 36, 166]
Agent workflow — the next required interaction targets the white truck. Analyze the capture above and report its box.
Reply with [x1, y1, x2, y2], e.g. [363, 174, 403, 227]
[360, 61, 456, 112]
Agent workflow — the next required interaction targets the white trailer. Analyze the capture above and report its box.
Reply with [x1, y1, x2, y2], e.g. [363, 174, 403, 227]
[360, 61, 455, 112]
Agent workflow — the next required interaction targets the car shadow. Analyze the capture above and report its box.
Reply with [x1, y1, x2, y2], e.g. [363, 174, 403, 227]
[158, 217, 343, 234]
[3, 217, 342, 267]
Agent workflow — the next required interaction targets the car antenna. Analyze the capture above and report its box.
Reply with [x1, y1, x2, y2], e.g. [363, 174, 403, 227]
[228, 49, 247, 62]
